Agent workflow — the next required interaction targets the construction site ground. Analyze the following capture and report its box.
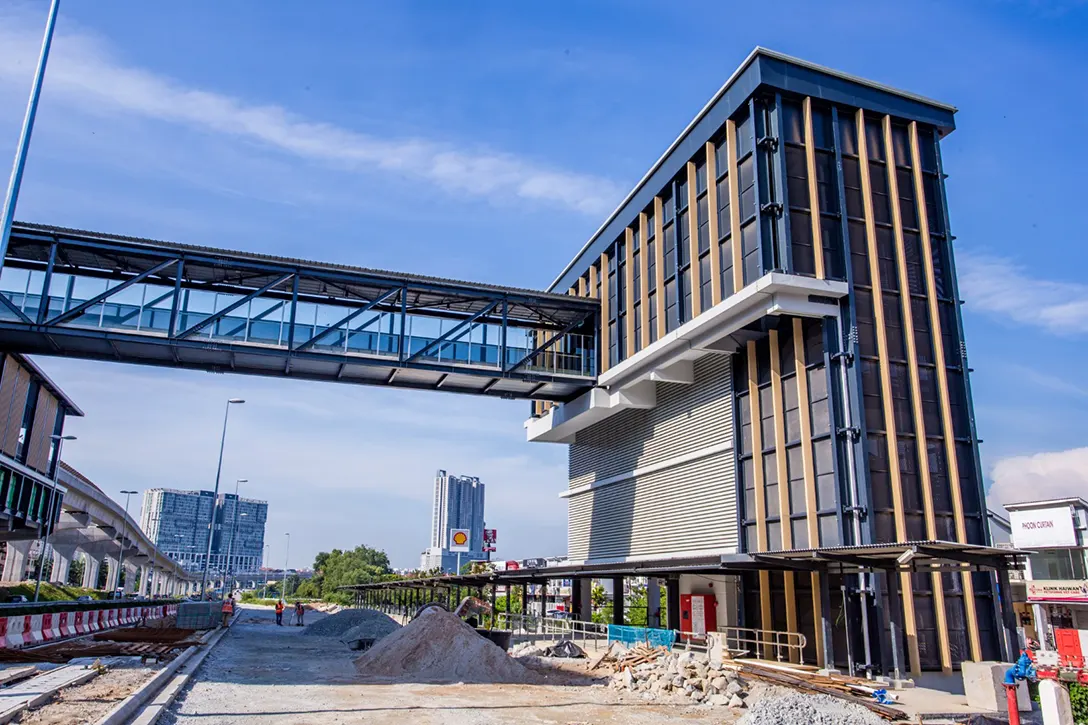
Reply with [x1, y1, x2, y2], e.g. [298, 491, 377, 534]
[161, 605, 745, 724]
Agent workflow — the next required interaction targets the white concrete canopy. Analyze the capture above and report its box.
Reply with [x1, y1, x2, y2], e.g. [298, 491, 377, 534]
[526, 273, 848, 444]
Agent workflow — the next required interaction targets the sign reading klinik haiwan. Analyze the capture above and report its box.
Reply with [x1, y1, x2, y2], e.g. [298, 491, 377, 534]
[1009, 506, 1078, 548]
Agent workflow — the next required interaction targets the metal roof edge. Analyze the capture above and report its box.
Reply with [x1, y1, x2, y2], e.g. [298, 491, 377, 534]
[14, 353, 84, 416]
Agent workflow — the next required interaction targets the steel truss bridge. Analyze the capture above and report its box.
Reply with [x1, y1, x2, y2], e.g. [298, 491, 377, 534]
[0, 223, 599, 401]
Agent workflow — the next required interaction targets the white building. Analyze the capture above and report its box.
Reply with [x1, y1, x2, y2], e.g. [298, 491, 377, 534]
[419, 470, 486, 573]
[1004, 497, 1088, 647]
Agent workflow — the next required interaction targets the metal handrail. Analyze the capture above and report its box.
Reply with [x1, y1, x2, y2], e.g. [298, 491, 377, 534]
[716, 625, 806, 661]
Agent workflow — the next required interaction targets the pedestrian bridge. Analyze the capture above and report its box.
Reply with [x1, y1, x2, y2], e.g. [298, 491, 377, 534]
[0, 223, 599, 401]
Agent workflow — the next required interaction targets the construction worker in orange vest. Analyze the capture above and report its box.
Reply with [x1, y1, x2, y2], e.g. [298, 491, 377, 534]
[274, 599, 285, 626]
[221, 597, 233, 627]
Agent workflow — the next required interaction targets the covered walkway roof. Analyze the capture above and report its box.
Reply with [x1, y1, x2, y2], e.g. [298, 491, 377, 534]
[344, 541, 1025, 592]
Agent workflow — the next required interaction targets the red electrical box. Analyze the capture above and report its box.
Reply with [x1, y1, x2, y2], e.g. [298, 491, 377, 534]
[680, 594, 718, 641]
[1055, 628, 1085, 670]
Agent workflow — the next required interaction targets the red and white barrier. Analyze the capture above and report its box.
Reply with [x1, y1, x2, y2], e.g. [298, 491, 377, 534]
[59, 612, 76, 638]
[0, 600, 177, 649]
[26, 615, 43, 646]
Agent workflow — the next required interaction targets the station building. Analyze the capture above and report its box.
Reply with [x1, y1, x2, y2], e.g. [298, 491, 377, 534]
[0, 352, 82, 581]
[526, 48, 1001, 675]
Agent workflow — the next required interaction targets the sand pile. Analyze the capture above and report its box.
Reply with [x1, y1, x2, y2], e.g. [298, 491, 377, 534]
[353, 606, 534, 684]
[303, 608, 401, 639]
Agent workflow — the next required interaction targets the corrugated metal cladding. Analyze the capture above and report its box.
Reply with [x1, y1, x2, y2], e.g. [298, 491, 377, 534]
[568, 451, 737, 560]
[566, 355, 737, 561]
[568, 355, 734, 487]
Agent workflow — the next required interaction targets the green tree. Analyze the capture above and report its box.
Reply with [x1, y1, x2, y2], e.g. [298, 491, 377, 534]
[68, 558, 85, 587]
[305, 545, 393, 605]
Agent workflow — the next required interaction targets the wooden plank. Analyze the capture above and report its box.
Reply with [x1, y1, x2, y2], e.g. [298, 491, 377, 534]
[687, 160, 701, 317]
[811, 571, 826, 668]
[726, 119, 744, 293]
[600, 251, 611, 373]
[803, 97, 826, 279]
[624, 227, 635, 359]
[654, 197, 666, 340]
[909, 121, 983, 663]
[882, 114, 951, 674]
[759, 570, 773, 660]
[705, 141, 723, 305]
[792, 318, 819, 545]
[855, 108, 918, 675]
[768, 329, 792, 550]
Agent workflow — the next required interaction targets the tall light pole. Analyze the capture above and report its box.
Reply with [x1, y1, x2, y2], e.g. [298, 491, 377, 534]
[0, 0, 59, 273]
[282, 533, 290, 601]
[116, 489, 138, 597]
[33, 434, 75, 602]
[262, 543, 270, 599]
[200, 398, 244, 597]
[225, 512, 248, 595]
[223, 478, 247, 597]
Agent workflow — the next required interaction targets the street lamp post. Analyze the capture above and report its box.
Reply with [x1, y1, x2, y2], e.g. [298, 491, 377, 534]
[200, 398, 244, 597]
[33, 434, 75, 602]
[223, 478, 247, 596]
[283, 533, 290, 601]
[262, 543, 270, 599]
[0, 0, 59, 273]
[116, 489, 138, 597]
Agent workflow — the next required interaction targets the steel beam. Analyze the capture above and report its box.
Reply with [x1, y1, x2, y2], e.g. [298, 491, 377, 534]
[174, 273, 293, 339]
[47, 258, 179, 326]
[404, 300, 499, 364]
[293, 288, 399, 352]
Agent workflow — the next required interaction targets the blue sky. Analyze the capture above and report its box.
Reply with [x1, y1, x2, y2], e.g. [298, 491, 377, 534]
[0, 0, 1085, 568]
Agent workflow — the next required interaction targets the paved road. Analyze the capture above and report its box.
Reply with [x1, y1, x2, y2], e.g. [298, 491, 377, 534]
[163, 604, 739, 725]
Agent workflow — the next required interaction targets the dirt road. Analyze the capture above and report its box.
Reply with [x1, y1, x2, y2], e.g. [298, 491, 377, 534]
[162, 605, 740, 725]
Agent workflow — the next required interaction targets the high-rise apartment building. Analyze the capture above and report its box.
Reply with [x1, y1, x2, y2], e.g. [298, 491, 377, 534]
[140, 489, 267, 574]
[526, 49, 1002, 675]
[420, 470, 485, 573]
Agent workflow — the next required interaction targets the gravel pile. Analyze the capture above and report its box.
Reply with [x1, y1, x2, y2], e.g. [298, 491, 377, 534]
[302, 607, 400, 639]
[608, 649, 749, 707]
[739, 687, 884, 725]
[353, 606, 535, 683]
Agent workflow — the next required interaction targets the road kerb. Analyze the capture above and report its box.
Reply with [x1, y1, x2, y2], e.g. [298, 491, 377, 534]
[93, 613, 237, 725]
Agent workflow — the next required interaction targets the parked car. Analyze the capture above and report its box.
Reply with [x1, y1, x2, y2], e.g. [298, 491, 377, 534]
[5, 595, 28, 603]
[75, 595, 93, 602]
[546, 609, 571, 620]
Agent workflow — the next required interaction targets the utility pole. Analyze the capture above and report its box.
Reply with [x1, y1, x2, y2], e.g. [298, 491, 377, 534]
[200, 398, 244, 597]
[0, 0, 59, 275]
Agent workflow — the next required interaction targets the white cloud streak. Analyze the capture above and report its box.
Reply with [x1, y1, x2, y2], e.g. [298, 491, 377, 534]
[989, 447, 1088, 510]
[959, 251, 1088, 335]
[0, 11, 622, 216]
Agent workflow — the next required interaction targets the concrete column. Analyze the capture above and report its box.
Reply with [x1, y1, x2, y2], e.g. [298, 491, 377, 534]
[49, 548, 72, 585]
[123, 564, 137, 594]
[104, 557, 120, 592]
[138, 566, 150, 596]
[2, 541, 32, 582]
[647, 577, 662, 628]
[611, 576, 625, 625]
[666, 578, 681, 630]
[81, 554, 102, 590]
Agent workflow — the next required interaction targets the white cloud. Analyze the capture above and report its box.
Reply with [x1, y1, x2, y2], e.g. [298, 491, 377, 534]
[988, 447, 1088, 510]
[959, 251, 1088, 335]
[0, 10, 623, 216]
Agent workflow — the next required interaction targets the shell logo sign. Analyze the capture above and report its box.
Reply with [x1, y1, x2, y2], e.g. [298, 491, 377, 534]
[449, 529, 471, 552]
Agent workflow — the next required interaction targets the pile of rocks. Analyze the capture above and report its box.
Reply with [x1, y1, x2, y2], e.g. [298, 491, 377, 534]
[608, 649, 748, 708]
